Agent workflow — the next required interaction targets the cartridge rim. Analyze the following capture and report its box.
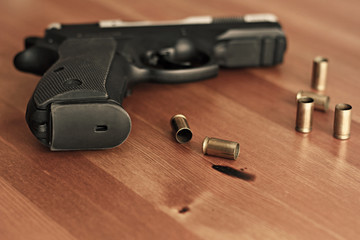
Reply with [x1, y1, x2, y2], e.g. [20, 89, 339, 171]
[295, 126, 312, 133]
[171, 114, 187, 122]
[298, 97, 314, 104]
[333, 134, 350, 140]
[314, 56, 328, 63]
[296, 90, 304, 102]
[335, 103, 352, 111]
[202, 136, 209, 154]
[233, 143, 240, 159]
[323, 96, 330, 111]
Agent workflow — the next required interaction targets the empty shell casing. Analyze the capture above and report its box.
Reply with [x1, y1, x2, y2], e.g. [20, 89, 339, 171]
[311, 56, 328, 91]
[170, 114, 192, 143]
[296, 90, 330, 112]
[333, 104, 352, 140]
[202, 137, 240, 160]
[295, 97, 314, 133]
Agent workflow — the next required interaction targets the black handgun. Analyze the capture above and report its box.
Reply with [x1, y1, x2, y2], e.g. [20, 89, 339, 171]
[14, 14, 287, 151]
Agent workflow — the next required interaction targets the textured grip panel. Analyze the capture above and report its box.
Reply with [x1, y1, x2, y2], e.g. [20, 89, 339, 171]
[34, 38, 116, 108]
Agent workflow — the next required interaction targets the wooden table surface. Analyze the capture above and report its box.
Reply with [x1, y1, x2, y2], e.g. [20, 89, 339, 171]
[1, 0, 360, 239]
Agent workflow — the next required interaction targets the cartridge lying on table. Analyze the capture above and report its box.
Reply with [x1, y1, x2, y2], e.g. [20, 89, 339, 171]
[296, 90, 330, 112]
[202, 137, 240, 160]
[170, 114, 193, 143]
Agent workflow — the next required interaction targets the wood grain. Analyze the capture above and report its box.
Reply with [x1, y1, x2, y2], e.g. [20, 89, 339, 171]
[1, 0, 360, 239]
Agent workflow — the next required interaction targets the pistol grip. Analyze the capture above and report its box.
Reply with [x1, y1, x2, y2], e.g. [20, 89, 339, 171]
[27, 38, 131, 150]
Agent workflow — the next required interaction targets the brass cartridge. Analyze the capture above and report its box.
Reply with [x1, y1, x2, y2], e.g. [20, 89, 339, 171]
[296, 90, 330, 112]
[202, 137, 239, 160]
[170, 114, 192, 143]
[311, 56, 328, 91]
[295, 97, 314, 133]
[333, 104, 352, 140]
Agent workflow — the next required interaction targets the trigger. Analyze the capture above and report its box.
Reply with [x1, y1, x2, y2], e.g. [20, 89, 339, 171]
[141, 38, 210, 70]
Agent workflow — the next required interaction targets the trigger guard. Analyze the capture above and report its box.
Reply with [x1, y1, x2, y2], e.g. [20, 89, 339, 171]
[148, 61, 219, 83]
[140, 48, 218, 83]
[142, 46, 211, 70]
